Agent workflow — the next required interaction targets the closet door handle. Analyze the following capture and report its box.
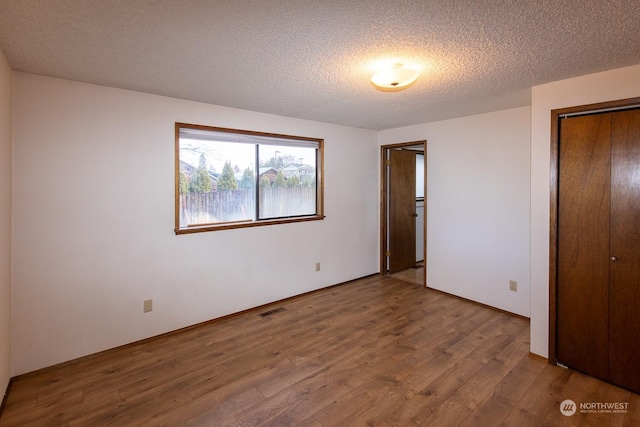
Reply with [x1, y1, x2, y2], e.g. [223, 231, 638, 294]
[610, 256, 618, 262]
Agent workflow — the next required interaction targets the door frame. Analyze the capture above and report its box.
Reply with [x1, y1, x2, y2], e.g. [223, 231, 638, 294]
[548, 96, 640, 365]
[380, 140, 427, 286]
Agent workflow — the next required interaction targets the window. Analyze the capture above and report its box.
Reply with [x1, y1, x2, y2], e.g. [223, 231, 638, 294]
[416, 153, 424, 200]
[175, 123, 324, 234]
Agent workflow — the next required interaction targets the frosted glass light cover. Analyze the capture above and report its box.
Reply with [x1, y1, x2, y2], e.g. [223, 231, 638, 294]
[371, 65, 419, 90]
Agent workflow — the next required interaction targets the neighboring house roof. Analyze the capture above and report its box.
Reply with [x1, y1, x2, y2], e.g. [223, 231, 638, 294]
[282, 163, 313, 170]
[259, 167, 277, 175]
[179, 160, 196, 174]
[281, 163, 314, 178]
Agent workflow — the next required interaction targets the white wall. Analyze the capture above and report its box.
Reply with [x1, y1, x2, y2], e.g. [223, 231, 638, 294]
[530, 64, 640, 358]
[379, 107, 531, 317]
[11, 73, 379, 375]
[0, 50, 12, 398]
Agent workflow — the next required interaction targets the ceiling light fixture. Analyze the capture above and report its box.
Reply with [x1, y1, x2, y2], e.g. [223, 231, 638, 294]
[371, 63, 420, 91]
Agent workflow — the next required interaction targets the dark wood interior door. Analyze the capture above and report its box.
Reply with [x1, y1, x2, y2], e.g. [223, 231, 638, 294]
[557, 113, 611, 381]
[609, 109, 640, 392]
[388, 149, 416, 273]
[557, 109, 640, 393]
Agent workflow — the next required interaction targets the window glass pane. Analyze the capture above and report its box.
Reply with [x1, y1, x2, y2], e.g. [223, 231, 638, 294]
[179, 138, 255, 227]
[416, 153, 424, 199]
[258, 144, 317, 219]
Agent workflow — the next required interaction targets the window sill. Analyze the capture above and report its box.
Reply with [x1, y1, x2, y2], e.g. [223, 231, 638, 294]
[175, 215, 325, 235]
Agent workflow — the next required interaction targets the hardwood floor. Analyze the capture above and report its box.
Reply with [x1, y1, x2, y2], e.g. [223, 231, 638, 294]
[390, 265, 424, 286]
[1, 274, 638, 426]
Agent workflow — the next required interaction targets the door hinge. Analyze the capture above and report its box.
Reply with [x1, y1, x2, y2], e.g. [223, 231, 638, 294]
[386, 251, 391, 257]
[385, 160, 391, 166]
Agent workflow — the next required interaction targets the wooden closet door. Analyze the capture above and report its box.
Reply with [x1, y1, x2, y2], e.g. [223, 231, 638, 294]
[609, 109, 640, 392]
[557, 113, 611, 380]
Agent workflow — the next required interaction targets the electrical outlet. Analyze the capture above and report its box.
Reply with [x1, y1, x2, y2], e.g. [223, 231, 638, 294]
[143, 299, 153, 313]
[315, 262, 321, 272]
[509, 280, 517, 292]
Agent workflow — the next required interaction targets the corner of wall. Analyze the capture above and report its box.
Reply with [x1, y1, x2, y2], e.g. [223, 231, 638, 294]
[0, 47, 12, 404]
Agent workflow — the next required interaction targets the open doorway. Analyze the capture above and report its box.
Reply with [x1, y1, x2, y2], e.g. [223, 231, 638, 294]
[380, 140, 427, 287]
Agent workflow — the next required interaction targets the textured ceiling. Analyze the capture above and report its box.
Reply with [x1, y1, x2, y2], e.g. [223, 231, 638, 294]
[1, 0, 640, 130]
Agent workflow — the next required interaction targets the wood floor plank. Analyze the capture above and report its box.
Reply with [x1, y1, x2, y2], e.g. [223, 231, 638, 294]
[501, 364, 574, 426]
[418, 328, 530, 426]
[324, 377, 414, 426]
[1, 274, 637, 426]
[459, 348, 547, 426]
[624, 391, 640, 426]
[149, 387, 263, 427]
[235, 354, 366, 426]
[383, 314, 517, 425]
